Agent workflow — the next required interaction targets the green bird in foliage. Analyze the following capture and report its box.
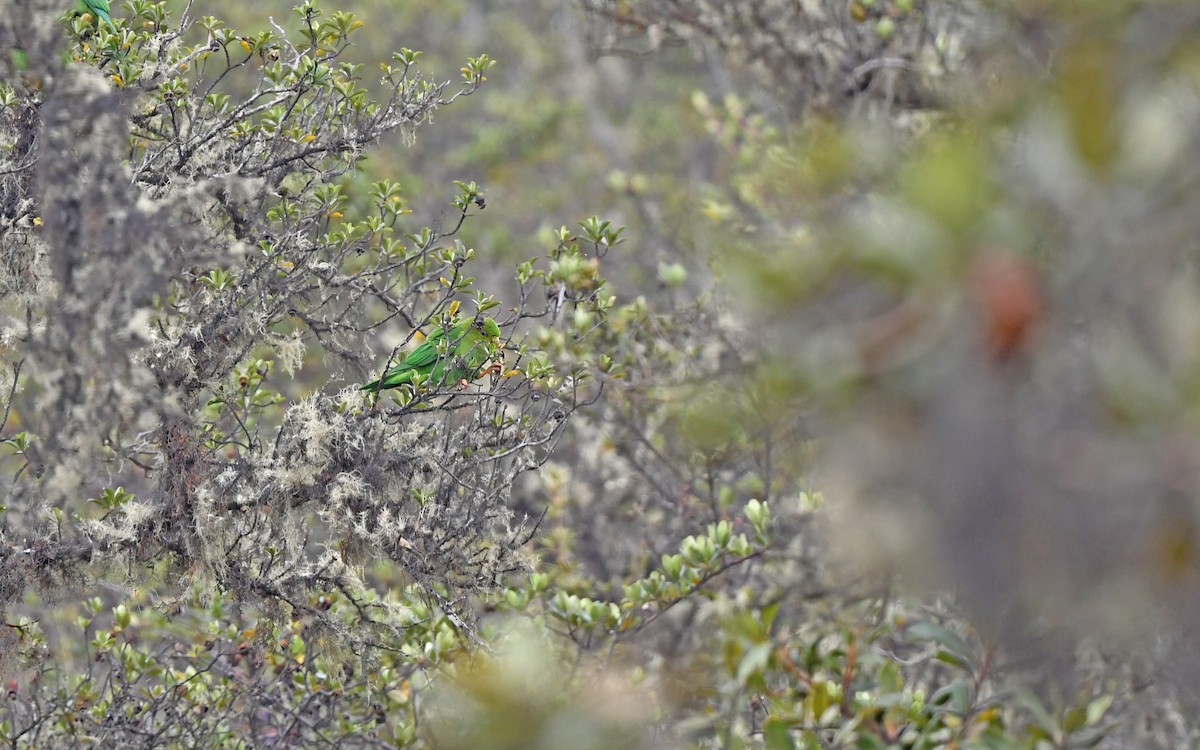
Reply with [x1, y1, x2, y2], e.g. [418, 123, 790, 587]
[77, 0, 113, 26]
[362, 316, 502, 393]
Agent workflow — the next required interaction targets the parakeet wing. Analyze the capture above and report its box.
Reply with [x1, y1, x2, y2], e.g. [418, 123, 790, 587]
[429, 324, 491, 384]
[392, 320, 465, 371]
[361, 318, 479, 392]
[81, 0, 112, 23]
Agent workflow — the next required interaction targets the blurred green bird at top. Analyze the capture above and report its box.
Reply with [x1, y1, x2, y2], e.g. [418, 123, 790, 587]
[77, 0, 113, 26]
[362, 316, 503, 393]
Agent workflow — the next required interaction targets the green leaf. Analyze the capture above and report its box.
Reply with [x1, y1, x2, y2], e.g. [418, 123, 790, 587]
[905, 622, 973, 666]
[855, 733, 887, 750]
[974, 727, 1023, 750]
[1015, 688, 1059, 739]
[929, 678, 970, 715]
[735, 642, 773, 687]
[1085, 693, 1114, 725]
[2, 432, 30, 453]
[763, 718, 796, 750]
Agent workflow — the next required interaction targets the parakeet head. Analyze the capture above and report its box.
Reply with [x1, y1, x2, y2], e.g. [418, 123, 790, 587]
[481, 317, 501, 339]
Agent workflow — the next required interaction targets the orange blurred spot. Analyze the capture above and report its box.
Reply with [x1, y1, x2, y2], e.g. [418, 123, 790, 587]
[972, 254, 1042, 361]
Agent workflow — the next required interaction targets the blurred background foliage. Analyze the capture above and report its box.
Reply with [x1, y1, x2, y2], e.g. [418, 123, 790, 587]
[5, 0, 1200, 747]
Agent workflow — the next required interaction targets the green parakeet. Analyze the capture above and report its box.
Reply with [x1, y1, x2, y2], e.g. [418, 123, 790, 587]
[362, 316, 502, 393]
[77, 0, 112, 26]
